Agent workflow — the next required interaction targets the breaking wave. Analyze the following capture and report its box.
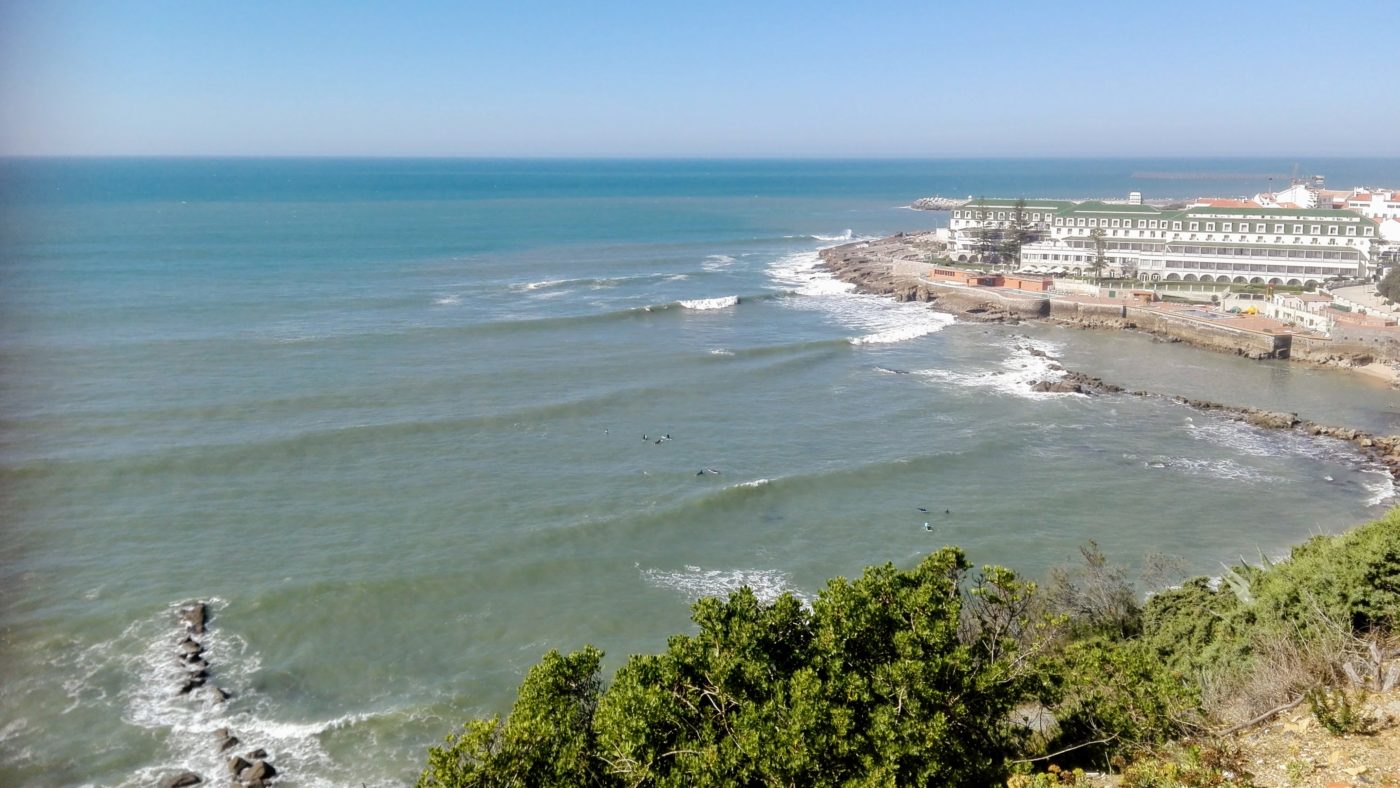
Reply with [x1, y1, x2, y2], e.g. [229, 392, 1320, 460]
[641, 565, 807, 605]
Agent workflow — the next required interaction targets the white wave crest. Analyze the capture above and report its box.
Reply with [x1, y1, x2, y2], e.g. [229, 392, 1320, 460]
[1141, 456, 1277, 484]
[811, 229, 854, 242]
[106, 599, 387, 788]
[1361, 469, 1397, 506]
[679, 295, 740, 310]
[851, 322, 951, 345]
[641, 565, 806, 604]
[432, 295, 461, 306]
[736, 478, 771, 488]
[703, 254, 736, 271]
[515, 279, 570, 292]
[914, 339, 1075, 400]
[766, 250, 952, 346]
[708, 348, 735, 356]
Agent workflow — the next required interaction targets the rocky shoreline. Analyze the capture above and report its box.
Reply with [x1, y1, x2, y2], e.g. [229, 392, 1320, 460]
[1035, 364, 1400, 484]
[815, 234, 1400, 484]
[818, 235, 1400, 380]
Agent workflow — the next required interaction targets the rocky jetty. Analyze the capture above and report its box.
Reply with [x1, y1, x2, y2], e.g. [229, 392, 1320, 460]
[155, 602, 281, 788]
[1026, 349, 1400, 482]
[911, 196, 964, 211]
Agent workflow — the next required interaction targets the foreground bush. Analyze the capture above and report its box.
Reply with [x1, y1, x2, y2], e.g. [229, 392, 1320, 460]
[420, 548, 1036, 787]
[422, 509, 1400, 785]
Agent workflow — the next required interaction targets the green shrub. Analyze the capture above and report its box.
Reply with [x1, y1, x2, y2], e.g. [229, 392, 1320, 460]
[422, 548, 1031, 787]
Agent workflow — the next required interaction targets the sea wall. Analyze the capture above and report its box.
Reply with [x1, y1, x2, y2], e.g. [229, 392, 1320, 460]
[1048, 299, 1129, 327]
[822, 236, 1395, 376]
[1124, 307, 1290, 359]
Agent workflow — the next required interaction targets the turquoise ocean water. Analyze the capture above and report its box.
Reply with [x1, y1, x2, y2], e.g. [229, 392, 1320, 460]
[2, 158, 1399, 786]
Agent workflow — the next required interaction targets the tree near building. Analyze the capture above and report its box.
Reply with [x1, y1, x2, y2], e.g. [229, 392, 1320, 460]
[1088, 228, 1107, 282]
[974, 199, 1000, 266]
[1000, 198, 1030, 270]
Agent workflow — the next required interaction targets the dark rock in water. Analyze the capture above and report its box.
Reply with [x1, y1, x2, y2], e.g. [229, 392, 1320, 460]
[186, 668, 210, 681]
[1028, 348, 1048, 358]
[246, 761, 276, 780]
[214, 729, 239, 751]
[227, 756, 251, 776]
[157, 771, 202, 788]
[178, 676, 206, 694]
[180, 640, 203, 656]
[207, 686, 231, 703]
[1243, 410, 1299, 430]
[180, 603, 207, 635]
[184, 658, 207, 672]
[1029, 379, 1083, 394]
[244, 749, 267, 760]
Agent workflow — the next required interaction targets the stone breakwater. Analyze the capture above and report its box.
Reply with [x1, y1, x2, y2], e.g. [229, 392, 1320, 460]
[1022, 354, 1400, 483]
[910, 196, 964, 210]
[156, 602, 280, 788]
[819, 236, 1399, 375]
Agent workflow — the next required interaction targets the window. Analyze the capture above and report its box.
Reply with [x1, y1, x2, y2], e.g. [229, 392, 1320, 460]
[1173, 222, 1182, 230]
[1293, 224, 1303, 234]
[1274, 224, 1283, 233]
[1078, 218, 1086, 226]
[1206, 222, 1216, 231]
[1365, 227, 1374, 236]
[1328, 225, 1338, 235]
[1346, 226, 1356, 236]
[1112, 219, 1120, 228]
[1189, 222, 1199, 231]
[1138, 220, 1146, 229]
[1223, 223, 1232, 232]
[1310, 225, 1320, 234]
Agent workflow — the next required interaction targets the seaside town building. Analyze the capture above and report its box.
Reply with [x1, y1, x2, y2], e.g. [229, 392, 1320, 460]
[950, 198, 1381, 288]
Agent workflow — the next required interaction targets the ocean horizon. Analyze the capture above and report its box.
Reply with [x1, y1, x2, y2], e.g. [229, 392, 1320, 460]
[2, 157, 1398, 786]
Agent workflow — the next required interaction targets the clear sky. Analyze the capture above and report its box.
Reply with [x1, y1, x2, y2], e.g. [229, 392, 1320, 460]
[2, 0, 1397, 157]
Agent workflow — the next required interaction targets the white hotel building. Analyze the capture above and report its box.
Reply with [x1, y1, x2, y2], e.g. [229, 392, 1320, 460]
[949, 199, 1380, 288]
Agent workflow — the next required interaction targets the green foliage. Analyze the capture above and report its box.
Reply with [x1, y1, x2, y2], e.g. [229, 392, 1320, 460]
[422, 510, 1400, 785]
[1088, 229, 1107, 280]
[1006, 763, 1084, 786]
[1119, 742, 1254, 787]
[1038, 638, 1199, 761]
[1140, 578, 1250, 678]
[423, 549, 1033, 787]
[1305, 686, 1374, 736]
[1378, 265, 1400, 303]
[1046, 541, 1141, 638]
[419, 646, 602, 788]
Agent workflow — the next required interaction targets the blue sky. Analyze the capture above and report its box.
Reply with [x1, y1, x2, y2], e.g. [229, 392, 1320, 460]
[1, 0, 1397, 157]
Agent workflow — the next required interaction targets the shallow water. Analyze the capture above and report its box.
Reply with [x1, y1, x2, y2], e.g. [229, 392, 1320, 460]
[2, 158, 1398, 786]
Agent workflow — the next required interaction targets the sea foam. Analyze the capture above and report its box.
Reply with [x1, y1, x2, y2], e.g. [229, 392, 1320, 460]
[679, 295, 740, 310]
[766, 250, 952, 346]
[641, 565, 806, 605]
[913, 338, 1077, 400]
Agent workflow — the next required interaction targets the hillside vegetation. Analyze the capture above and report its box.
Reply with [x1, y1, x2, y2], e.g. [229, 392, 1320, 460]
[420, 509, 1400, 787]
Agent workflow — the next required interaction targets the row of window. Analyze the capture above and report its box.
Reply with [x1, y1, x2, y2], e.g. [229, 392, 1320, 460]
[1052, 216, 1369, 236]
[954, 210, 1052, 222]
[1157, 262, 1352, 275]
